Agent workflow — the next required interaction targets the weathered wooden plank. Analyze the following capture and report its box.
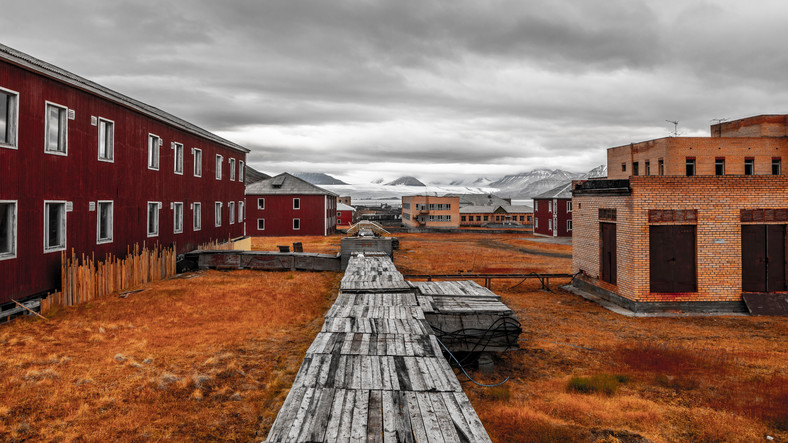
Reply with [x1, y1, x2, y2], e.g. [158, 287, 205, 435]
[350, 390, 370, 442]
[367, 390, 384, 442]
[404, 391, 430, 442]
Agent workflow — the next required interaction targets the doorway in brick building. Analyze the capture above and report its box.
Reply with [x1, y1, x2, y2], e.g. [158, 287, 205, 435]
[649, 225, 697, 293]
[600, 222, 616, 285]
[741, 224, 786, 292]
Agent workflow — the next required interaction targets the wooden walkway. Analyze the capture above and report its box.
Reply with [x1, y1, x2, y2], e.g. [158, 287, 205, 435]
[265, 255, 491, 442]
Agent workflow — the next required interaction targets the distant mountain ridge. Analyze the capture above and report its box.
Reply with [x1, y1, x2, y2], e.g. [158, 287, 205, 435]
[292, 172, 348, 185]
[386, 176, 425, 186]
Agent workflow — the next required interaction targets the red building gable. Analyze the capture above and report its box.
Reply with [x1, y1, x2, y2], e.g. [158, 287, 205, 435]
[0, 44, 248, 304]
[246, 173, 337, 236]
[532, 182, 573, 237]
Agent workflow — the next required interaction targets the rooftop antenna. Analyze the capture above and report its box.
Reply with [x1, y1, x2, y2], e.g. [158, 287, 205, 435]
[665, 120, 679, 137]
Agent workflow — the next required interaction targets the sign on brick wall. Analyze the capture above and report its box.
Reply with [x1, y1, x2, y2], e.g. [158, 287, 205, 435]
[740, 209, 788, 222]
[648, 209, 697, 223]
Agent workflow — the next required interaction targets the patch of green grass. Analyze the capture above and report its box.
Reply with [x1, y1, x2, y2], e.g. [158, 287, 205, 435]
[567, 374, 628, 396]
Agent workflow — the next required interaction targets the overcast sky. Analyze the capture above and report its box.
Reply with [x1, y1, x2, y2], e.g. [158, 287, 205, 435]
[3, 0, 788, 183]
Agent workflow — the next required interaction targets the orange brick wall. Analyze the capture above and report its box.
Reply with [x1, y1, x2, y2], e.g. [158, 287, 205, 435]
[401, 196, 460, 228]
[573, 175, 788, 304]
[607, 137, 788, 179]
[712, 115, 788, 138]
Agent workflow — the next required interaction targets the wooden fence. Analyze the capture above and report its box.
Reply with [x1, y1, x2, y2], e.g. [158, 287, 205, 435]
[40, 243, 176, 314]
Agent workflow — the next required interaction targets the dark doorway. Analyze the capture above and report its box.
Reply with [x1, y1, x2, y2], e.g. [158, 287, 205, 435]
[650, 225, 697, 293]
[600, 222, 617, 285]
[742, 225, 786, 292]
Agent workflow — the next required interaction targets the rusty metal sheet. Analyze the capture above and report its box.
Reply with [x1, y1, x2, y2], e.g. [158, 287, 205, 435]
[742, 293, 788, 316]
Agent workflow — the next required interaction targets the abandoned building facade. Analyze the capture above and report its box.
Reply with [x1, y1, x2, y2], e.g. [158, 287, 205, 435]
[459, 205, 533, 226]
[246, 173, 338, 236]
[0, 44, 249, 305]
[572, 114, 788, 312]
[533, 183, 573, 237]
[401, 195, 460, 228]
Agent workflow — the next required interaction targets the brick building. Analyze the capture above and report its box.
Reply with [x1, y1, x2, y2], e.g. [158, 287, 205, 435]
[572, 114, 788, 313]
[401, 196, 459, 228]
[246, 173, 337, 236]
[533, 183, 573, 237]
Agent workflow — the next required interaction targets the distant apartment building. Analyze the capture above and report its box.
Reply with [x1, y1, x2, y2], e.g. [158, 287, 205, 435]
[459, 205, 532, 226]
[246, 173, 337, 236]
[533, 183, 573, 237]
[572, 114, 788, 313]
[401, 196, 460, 228]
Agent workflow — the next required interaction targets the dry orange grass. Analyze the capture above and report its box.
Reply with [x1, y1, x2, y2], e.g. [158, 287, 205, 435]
[0, 269, 340, 441]
[250, 235, 343, 254]
[396, 232, 571, 275]
[394, 232, 788, 443]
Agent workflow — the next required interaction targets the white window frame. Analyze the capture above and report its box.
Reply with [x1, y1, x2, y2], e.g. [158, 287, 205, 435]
[0, 200, 17, 260]
[173, 202, 184, 234]
[229, 158, 236, 181]
[548, 201, 552, 212]
[257, 218, 265, 230]
[229, 201, 235, 224]
[216, 155, 223, 180]
[96, 200, 114, 244]
[0, 87, 19, 150]
[293, 198, 300, 210]
[238, 201, 244, 222]
[548, 219, 553, 231]
[173, 142, 184, 175]
[215, 202, 222, 227]
[44, 101, 68, 156]
[567, 201, 572, 213]
[147, 201, 161, 238]
[43, 200, 67, 253]
[192, 148, 202, 177]
[97, 117, 114, 162]
[257, 198, 265, 210]
[192, 202, 202, 231]
[535, 218, 538, 229]
[567, 220, 573, 231]
[148, 134, 161, 170]
[293, 218, 300, 230]
[239, 161, 245, 182]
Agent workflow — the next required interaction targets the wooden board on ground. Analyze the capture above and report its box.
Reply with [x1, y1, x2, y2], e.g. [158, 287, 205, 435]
[266, 255, 491, 442]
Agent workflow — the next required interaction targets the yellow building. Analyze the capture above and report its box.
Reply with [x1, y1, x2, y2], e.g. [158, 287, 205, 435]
[401, 196, 460, 228]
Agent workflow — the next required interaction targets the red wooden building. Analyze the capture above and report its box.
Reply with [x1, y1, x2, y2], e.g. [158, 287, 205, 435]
[532, 182, 573, 237]
[0, 44, 248, 306]
[337, 202, 356, 226]
[246, 173, 338, 236]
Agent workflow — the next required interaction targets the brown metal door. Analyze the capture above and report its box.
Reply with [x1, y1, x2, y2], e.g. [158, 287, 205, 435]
[742, 225, 786, 292]
[650, 225, 697, 293]
[767, 225, 786, 291]
[600, 223, 616, 284]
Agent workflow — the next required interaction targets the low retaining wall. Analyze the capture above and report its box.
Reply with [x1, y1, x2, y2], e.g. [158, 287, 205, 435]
[183, 251, 341, 272]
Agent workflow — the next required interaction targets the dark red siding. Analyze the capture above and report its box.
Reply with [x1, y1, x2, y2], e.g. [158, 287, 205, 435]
[248, 194, 337, 236]
[0, 59, 246, 304]
[337, 210, 354, 226]
[532, 198, 572, 237]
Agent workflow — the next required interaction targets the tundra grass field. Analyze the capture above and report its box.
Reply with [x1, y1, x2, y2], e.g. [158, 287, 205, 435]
[0, 232, 785, 442]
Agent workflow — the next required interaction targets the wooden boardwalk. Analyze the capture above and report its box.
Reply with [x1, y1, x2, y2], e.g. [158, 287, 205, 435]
[266, 255, 491, 442]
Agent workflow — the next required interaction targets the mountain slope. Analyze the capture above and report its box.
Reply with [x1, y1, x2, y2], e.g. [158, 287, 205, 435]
[386, 176, 426, 186]
[292, 172, 348, 185]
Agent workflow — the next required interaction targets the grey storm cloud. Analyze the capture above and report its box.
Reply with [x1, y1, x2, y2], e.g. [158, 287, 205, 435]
[2, 0, 788, 182]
